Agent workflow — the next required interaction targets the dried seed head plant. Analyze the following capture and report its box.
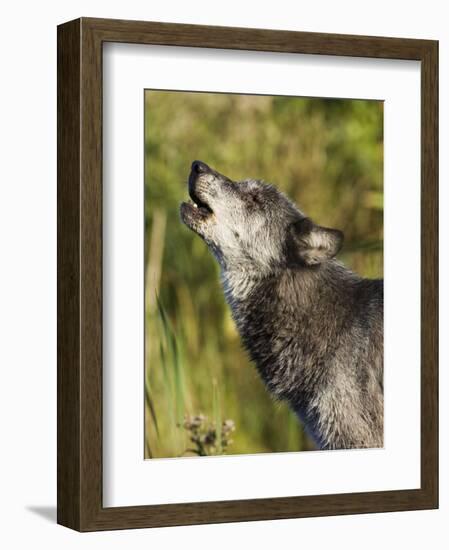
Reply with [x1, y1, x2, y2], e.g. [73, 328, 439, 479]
[182, 415, 236, 456]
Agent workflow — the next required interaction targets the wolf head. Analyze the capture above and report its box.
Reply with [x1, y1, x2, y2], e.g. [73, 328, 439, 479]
[180, 161, 343, 274]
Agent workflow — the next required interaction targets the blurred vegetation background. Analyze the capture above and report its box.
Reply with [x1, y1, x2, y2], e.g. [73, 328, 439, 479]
[144, 91, 383, 459]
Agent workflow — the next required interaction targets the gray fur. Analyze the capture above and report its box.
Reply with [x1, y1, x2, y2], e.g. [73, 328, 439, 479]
[180, 160, 383, 450]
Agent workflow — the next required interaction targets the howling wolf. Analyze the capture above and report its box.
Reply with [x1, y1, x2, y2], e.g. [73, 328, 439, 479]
[180, 160, 383, 450]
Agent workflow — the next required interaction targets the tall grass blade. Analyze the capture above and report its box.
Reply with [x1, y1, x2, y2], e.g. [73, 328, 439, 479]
[145, 438, 153, 459]
[145, 383, 160, 438]
[213, 378, 222, 454]
[172, 337, 185, 427]
[156, 294, 186, 453]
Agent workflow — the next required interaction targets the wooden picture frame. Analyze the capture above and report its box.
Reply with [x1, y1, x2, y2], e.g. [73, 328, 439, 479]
[57, 17, 438, 531]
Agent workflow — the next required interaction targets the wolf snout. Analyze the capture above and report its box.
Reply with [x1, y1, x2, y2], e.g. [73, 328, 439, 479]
[191, 160, 212, 175]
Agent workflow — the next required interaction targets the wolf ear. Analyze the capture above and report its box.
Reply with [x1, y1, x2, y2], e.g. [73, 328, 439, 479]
[288, 218, 344, 266]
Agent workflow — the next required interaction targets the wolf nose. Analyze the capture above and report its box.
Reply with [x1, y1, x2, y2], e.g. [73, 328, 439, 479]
[191, 160, 210, 174]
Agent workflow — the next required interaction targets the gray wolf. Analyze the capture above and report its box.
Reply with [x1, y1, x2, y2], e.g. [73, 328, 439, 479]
[180, 160, 383, 450]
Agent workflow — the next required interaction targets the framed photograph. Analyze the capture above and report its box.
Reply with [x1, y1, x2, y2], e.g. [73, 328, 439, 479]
[57, 17, 438, 531]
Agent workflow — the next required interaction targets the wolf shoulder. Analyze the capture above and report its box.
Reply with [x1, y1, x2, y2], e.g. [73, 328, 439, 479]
[352, 276, 384, 326]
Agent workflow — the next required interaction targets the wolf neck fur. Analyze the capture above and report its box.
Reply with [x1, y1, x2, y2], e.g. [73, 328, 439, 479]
[220, 262, 359, 401]
[221, 264, 269, 303]
[221, 261, 352, 310]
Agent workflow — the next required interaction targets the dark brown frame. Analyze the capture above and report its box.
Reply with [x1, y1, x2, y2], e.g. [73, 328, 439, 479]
[57, 17, 438, 532]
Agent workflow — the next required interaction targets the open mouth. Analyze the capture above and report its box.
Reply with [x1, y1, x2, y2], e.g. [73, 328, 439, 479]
[180, 163, 215, 229]
[180, 186, 214, 230]
[188, 188, 213, 215]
